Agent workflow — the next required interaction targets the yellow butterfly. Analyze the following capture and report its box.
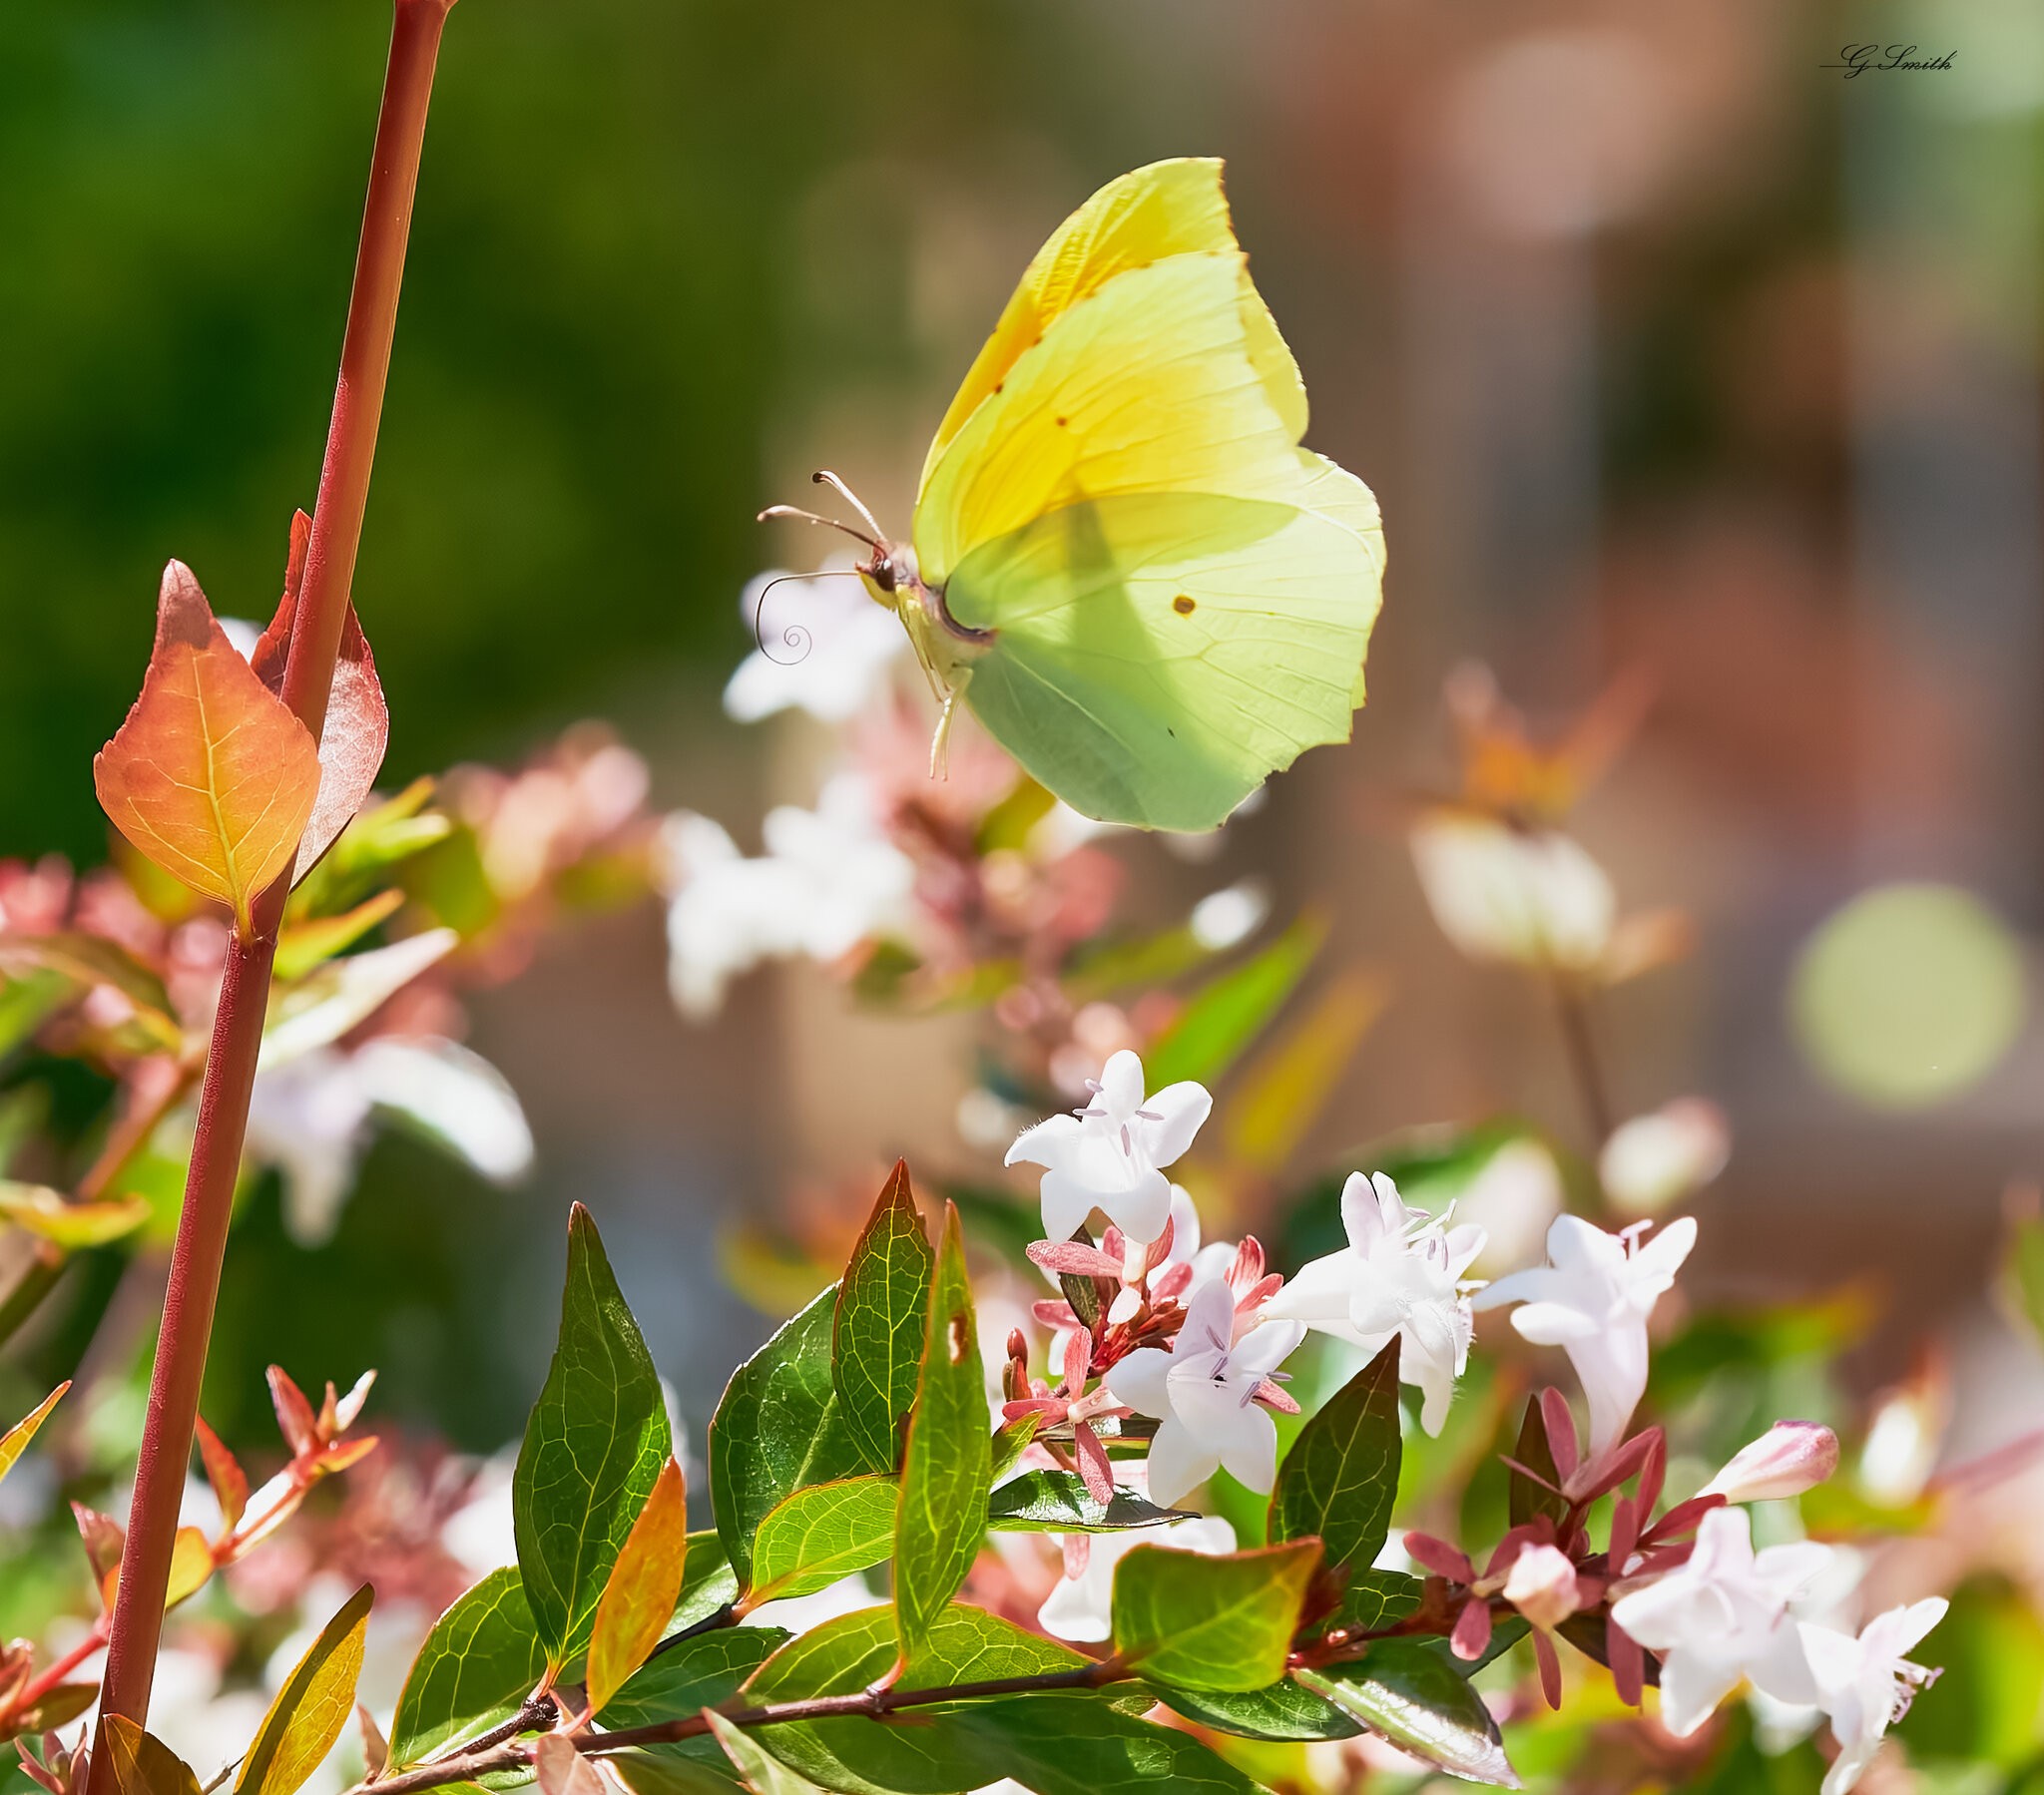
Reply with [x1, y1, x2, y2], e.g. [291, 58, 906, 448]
[764, 157, 1384, 832]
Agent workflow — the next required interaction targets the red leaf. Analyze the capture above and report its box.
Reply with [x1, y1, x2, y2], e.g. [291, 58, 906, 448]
[1450, 1594, 1493, 1660]
[195, 1416, 250, 1532]
[93, 563, 322, 931]
[1027, 1240, 1124, 1279]
[251, 510, 388, 880]
[1073, 1422, 1115, 1505]
[267, 1365, 320, 1459]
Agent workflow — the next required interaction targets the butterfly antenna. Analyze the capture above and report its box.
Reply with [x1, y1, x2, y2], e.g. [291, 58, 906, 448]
[756, 504, 880, 552]
[749, 568, 860, 665]
[811, 470, 888, 545]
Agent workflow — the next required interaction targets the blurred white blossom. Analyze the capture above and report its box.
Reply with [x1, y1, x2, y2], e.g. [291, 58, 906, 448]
[1600, 1100, 1729, 1215]
[660, 773, 914, 1018]
[246, 1037, 532, 1244]
[725, 564, 905, 724]
[1410, 810, 1614, 971]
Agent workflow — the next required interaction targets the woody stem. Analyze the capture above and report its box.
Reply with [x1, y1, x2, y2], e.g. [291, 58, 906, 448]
[89, 0, 454, 1754]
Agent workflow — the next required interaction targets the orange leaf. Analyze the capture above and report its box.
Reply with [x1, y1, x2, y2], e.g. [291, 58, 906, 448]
[251, 511, 389, 881]
[165, 1526, 215, 1606]
[195, 1416, 250, 1533]
[533, 1739, 606, 1795]
[72, 1502, 125, 1601]
[586, 1456, 689, 1714]
[93, 563, 322, 933]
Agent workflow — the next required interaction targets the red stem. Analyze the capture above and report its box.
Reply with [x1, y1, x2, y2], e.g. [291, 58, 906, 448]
[90, 0, 455, 1751]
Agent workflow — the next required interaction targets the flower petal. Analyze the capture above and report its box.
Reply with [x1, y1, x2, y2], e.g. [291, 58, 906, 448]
[1144, 1414, 1220, 1507]
[1141, 1081, 1213, 1169]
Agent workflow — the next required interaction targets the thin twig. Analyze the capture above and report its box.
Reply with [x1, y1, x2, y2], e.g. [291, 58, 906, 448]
[1550, 972, 1615, 1151]
[340, 1661, 1130, 1795]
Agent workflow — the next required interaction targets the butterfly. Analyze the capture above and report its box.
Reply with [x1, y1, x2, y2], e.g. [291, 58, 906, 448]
[763, 157, 1384, 833]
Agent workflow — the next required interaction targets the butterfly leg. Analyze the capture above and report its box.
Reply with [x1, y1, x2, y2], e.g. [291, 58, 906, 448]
[927, 669, 973, 780]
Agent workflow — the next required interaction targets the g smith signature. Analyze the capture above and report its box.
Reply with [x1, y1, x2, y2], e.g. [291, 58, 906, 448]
[1822, 43, 1956, 77]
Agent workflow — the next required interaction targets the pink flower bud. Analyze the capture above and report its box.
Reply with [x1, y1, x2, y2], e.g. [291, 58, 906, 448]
[1502, 1544, 1582, 1631]
[1700, 1421, 1839, 1504]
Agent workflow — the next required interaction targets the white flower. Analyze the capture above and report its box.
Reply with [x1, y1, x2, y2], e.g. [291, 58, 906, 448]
[245, 1038, 533, 1245]
[1036, 1514, 1237, 1643]
[1600, 1100, 1730, 1215]
[1104, 1280, 1304, 1505]
[1260, 1172, 1486, 1435]
[1702, 1422, 1841, 1506]
[1474, 1213, 1697, 1455]
[724, 563, 905, 723]
[659, 774, 915, 1018]
[1409, 810, 1615, 971]
[1798, 1599, 1948, 1795]
[1005, 1050, 1212, 1247]
[1609, 1507, 1831, 1736]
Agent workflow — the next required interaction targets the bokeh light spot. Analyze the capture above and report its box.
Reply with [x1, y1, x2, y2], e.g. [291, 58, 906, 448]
[1790, 883, 2027, 1109]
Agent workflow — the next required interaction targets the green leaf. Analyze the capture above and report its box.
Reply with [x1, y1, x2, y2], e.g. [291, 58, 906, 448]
[1111, 1541, 1321, 1692]
[831, 1161, 933, 1473]
[989, 1412, 1040, 1485]
[99, 1718, 202, 1795]
[515, 1204, 672, 1666]
[259, 930, 458, 1068]
[390, 1569, 549, 1765]
[893, 1202, 989, 1656]
[16, 1681, 98, 1734]
[674, 1531, 739, 1630]
[1508, 1395, 1568, 1531]
[0, 933, 180, 1053]
[1268, 1338, 1400, 1571]
[236, 1582, 373, 1795]
[750, 1476, 898, 1604]
[1149, 1675, 1360, 1742]
[741, 1604, 1099, 1795]
[607, 1752, 746, 1795]
[940, 1694, 1269, 1795]
[1143, 913, 1323, 1090]
[0, 1382, 67, 1487]
[2005, 1212, 2044, 1347]
[602, 1630, 787, 1729]
[703, 1712, 828, 1794]
[1297, 1644, 1521, 1786]
[1327, 1569, 1424, 1636]
[986, 1470, 1194, 1533]
[709, 1284, 867, 1588]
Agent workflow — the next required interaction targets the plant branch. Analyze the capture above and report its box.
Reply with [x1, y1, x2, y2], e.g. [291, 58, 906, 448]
[1550, 973, 1614, 1151]
[90, 0, 455, 1751]
[341, 1661, 1130, 1795]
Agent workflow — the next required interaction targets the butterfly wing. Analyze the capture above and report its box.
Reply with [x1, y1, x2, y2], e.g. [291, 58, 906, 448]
[913, 245, 1382, 830]
[920, 157, 1306, 490]
[943, 491, 1373, 830]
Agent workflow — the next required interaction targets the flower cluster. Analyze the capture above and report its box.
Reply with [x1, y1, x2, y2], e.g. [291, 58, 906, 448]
[995, 1049, 1946, 1793]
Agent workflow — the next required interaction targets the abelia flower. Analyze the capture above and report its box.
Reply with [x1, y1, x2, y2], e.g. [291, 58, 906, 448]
[1475, 1214, 1697, 1455]
[1104, 1280, 1304, 1505]
[1036, 1514, 1237, 1642]
[1006, 1050, 1212, 1250]
[1798, 1599, 1948, 1795]
[1261, 1172, 1486, 1434]
[1608, 1506, 1832, 1736]
[1702, 1422, 1841, 1506]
